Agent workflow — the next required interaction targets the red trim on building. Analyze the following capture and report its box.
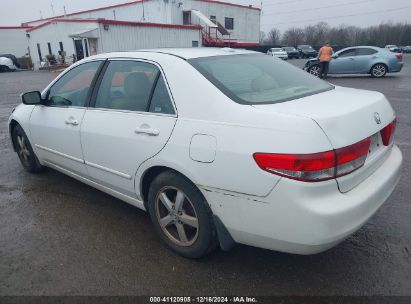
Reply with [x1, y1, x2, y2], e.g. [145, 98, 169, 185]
[0, 26, 33, 29]
[27, 18, 202, 32]
[98, 19, 202, 30]
[25, 0, 144, 24]
[198, 0, 260, 11]
[25, 0, 260, 24]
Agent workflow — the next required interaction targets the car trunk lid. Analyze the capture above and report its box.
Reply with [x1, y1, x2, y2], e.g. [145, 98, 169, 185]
[253, 86, 396, 192]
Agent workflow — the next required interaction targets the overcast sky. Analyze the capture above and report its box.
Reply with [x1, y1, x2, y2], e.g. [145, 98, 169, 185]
[2, 0, 411, 33]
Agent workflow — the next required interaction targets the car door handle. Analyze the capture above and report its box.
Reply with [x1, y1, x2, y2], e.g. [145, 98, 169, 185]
[65, 118, 79, 126]
[134, 125, 159, 136]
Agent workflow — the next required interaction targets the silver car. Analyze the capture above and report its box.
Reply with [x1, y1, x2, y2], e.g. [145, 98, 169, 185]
[304, 46, 404, 78]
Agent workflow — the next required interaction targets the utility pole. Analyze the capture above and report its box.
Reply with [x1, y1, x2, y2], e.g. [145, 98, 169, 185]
[50, 2, 55, 16]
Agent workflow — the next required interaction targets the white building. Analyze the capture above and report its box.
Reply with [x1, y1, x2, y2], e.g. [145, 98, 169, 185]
[1, 0, 260, 69]
[0, 26, 31, 56]
[27, 19, 202, 68]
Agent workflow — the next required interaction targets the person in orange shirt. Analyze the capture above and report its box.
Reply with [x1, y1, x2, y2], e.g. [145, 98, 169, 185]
[318, 42, 334, 79]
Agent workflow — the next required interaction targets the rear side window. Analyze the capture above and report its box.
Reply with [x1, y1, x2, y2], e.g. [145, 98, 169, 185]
[189, 54, 333, 105]
[149, 76, 175, 114]
[356, 48, 378, 56]
[95, 60, 174, 114]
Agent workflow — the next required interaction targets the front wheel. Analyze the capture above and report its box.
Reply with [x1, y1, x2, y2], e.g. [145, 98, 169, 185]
[12, 124, 44, 173]
[147, 171, 217, 258]
[371, 64, 387, 78]
[308, 64, 321, 77]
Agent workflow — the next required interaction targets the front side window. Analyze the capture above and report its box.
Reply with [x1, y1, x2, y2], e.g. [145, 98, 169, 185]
[95, 60, 174, 114]
[189, 54, 333, 105]
[46, 61, 102, 107]
[225, 17, 234, 30]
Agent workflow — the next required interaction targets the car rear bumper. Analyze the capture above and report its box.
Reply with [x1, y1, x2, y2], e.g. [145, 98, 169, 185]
[201, 145, 402, 254]
[389, 62, 403, 73]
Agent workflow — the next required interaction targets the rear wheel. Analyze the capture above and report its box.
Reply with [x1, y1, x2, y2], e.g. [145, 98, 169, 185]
[12, 124, 44, 173]
[308, 64, 321, 77]
[371, 64, 387, 78]
[147, 171, 217, 258]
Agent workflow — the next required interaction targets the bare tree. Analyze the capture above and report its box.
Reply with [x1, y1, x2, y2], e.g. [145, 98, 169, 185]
[281, 28, 305, 46]
[267, 28, 281, 45]
[259, 30, 266, 45]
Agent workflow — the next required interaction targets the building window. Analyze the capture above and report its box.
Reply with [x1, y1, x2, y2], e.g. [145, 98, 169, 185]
[59, 42, 64, 51]
[47, 42, 52, 55]
[225, 17, 234, 30]
[192, 41, 199, 47]
[183, 11, 191, 25]
[210, 15, 216, 24]
[36, 43, 42, 62]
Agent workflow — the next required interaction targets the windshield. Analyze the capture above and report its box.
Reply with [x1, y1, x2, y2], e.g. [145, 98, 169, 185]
[271, 48, 282, 52]
[283, 47, 296, 51]
[299, 45, 313, 49]
[188, 54, 333, 105]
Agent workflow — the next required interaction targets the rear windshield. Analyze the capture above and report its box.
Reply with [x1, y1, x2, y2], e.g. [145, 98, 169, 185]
[188, 54, 333, 105]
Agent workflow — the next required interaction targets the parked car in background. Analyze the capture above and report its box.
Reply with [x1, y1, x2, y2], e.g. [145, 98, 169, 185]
[0, 54, 20, 68]
[282, 46, 300, 59]
[400, 46, 411, 53]
[297, 45, 318, 58]
[8, 48, 402, 258]
[267, 47, 288, 60]
[304, 46, 403, 78]
[0, 57, 17, 72]
[385, 45, 402, 53]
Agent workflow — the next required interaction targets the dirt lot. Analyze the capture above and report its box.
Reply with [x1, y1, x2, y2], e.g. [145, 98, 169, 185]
[0, 56, 410, 296]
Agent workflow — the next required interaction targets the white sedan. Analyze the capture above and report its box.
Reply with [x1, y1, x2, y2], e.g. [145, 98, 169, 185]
[8, 48, 402, 258]
[267, 47, 288, 60]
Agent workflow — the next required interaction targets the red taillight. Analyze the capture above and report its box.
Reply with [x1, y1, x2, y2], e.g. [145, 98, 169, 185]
[253, 137, 371, 182]
[380, 118, 397, 146]
[395, 53, 403, 60]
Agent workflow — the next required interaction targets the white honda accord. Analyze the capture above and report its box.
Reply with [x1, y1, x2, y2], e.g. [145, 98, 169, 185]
[8, 48, 402, 258]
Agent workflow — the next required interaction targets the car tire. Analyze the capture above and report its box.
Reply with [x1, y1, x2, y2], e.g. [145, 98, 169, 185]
[147, 170, 217, 258]
[308, 64, 321, 77]
[371, 64, 387, 78]
[12, 124, 44, 173]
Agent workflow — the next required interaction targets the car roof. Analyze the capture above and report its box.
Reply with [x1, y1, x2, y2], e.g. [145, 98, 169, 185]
[90, 47, 257, 60]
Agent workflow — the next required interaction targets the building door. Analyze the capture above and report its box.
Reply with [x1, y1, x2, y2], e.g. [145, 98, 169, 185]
[88, 38, 98, 55]
[74, 39, 84, 60]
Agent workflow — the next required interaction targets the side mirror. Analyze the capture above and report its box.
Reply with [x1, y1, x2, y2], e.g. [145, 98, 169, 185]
[332, 54, 338, 59]
[21, 91, 42, 105]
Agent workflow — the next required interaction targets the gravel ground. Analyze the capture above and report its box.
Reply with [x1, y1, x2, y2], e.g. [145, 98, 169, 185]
[0, 56, 410, 296]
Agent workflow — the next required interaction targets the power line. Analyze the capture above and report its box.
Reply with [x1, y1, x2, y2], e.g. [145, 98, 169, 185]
[262, 0, 305, 7]
[261, 5, 411, 27]
[263, 0, 379, 16]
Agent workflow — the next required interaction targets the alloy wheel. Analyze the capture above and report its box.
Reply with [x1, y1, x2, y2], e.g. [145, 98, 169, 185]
[372, 64, 386, 77]
[16, 135, 31, 165]
[155, 186, 199, 246]
[309, 65, 321, 77]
